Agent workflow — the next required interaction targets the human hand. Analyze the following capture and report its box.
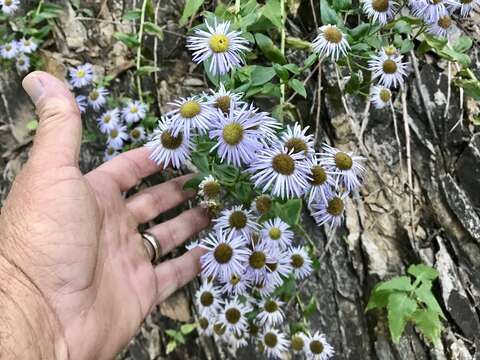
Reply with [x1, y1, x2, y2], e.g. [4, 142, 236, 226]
[0, 71, 209, 359]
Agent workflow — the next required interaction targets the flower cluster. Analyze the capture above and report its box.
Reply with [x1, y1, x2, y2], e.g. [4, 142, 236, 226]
[68, 63, 148, 160]
[0, 36, 37, 72]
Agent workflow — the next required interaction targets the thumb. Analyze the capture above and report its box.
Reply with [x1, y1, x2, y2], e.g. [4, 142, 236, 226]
[22, 71, 82, 169]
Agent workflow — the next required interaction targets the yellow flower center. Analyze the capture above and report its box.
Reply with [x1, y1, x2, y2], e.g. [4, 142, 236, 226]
[323, 26, 343, 44]
[209, 34, 230, 53]
[269, 227, 282, 240]
[5, 44, 11, 50]
[229, 274, 241, 285]
[327, 196, 344, 216]
[264, 300, 278, 313]
[131, 128, 141, 139]
[382, 59, 398, 74]
[199, 317, 209, 329]
[291, 335, 305, 351]
[264, 333, 278, 348]
[291, 254, 305, 268]
[106, 147, 115, 155]
[18, 59, 25, 65]
[213, 323, 226, 335]
[461, 0, 473, 3]
[310, 340, 324, 354]
[255, 195, 272, 214]
[272, 153, 295, 175]
[249, 324, 259, 336]
[203, 181, 221, 198]
[200, 291, 214, 306]
[215, 96, 231, 113]
[438, 16, 451, 29]
[334, 151, 353, 170]
[213, 243, 233, 264]
[285, 137, 308, 155]
[160, 131, 183, 149]
[130, 106, 138, 114]
[431, 0, 443, 3]
[76, 69, 85, 78]
[23, 39, 31, 46]
[310, 165, 327, 185]
[379, 88, 391, 102]
[110, 129, 119, 139]
[89, 90, 99, 101]
[249, 251, 266, 269]
[384, 46, 397, 56]
[103, 114, 111, 124]
[4, 0, 12, 5]
[222, 123, 244, 145]
[225, 308, 241, 324]
[180, 101, 201, 118]
[372, 0, 389, 12]
[229, 210, 247, 229]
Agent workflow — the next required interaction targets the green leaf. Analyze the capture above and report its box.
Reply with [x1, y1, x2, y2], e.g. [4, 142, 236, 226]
[387, 293, 418, 343]
[136, 66, 160, 76]
[303, 296, 318, 318]
[283, 63, 300, 74]
[261, 0, 283, 29]
[303, 53, 318, 69]
[376, 276, 413, 292]
[366, 290, 390, 311]
[332, 0, 352, 10]
[255, 33, 286, 64]
[415, 281, 445, 319]
[286, 36, 312, 50]
[349, 23, 371, 40]
[288, 78, 307, 98]
[276, 198, 302, 225]
[123, 9, 142, 20]
[183, 173, 207, 191]
[113, 32, 140, 48]
[250, 65, 276, 86]
[412, 309, 442, 344]
[407, 264, 438, 284]
[320, 0, 341, 26]
[273, 64, 290, 81]
[453, 36, 472, 53]
[191, 153, 209, 173]
[26, 119, 38, 131]
[166, 340, 177, 354]
[180, 323, 197, 335]
[393, 20, 411, 34]
[345, 71, 362, 94]
[180, 0, 205, 26]
[456, 79, 480, 100]
[144, 21, 164, 39]
[400, 39, 414, 54]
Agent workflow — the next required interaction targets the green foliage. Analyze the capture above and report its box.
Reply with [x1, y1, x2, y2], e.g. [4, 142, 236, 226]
[164, 323, 197, 354]
[367, 264, 443, 345]
[180, 0, 205, 25]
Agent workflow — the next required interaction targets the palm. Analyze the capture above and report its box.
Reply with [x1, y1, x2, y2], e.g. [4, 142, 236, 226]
[1, 72, 209, 360]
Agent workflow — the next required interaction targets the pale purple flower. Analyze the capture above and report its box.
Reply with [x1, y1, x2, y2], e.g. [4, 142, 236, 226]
[75, 95, 87, 113]
[458, 0, 479, 16]
[195, 281, 223, 317]
[304, 331, 335, 360]
[245, 240, 277, 283]
[107, 123, 128, 149]
[88, 87, 108, 111]
[288, 246, 313, 280]
[362, 0, 399, 24]
[257, 297, 285, 327]
[187, 19, 250, 75]
[0, 0, 19, 15]
[130, 126, 146, 143]
[261, 217, 294, 250]
[260, 328, 290, 359]
[17, 37, 37, 53]
[305, 155, 335, 206]
[167, 96, 212, 137]
[311, 192, 348, 228]
[69, 63, 94, 88]
[411, 0, 458, 23]
[0, 40, 17, 59]
[213, 205, 260, 240]
[122, 100, 147, 124]
[312, 25, 350, 60]
[97, 109, 120, 134]
[205, 83, 245, 112]
[220, 270, 252, 296]
[368, 47, 408, 88]
[15, 54, 30, 72]
[370, 85, 392, 109]
[104, 146, 120, 161]
[280, 122, 315, 159]
[427, 15, 453, 37]
[263, 247, 292, 288]
[218, 297, 253, 335]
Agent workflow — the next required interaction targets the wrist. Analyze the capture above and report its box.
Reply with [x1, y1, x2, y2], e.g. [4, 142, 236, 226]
[0, 254, 69, 359]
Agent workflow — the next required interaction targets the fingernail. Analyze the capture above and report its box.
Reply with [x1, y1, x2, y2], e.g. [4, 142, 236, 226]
[22, 73, 44, 104]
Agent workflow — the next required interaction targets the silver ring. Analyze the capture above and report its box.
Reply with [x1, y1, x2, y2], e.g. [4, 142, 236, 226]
[142, 232, 162, 264]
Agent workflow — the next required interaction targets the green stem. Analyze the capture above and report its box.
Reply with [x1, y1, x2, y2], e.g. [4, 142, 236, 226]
[136, 0, 148, 102]
[35, 0, 44, 16]
[235, 0, 241, 14]
[279, 0, 286, 118]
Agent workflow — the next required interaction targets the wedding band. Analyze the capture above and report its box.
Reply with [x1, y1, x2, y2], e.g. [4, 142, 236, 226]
[142, 232, 162, 264]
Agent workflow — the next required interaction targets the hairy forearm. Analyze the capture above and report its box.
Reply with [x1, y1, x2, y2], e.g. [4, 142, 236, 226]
[0, 254, 68, 359]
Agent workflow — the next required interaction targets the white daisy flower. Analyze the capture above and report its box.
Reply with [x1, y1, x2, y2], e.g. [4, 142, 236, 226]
[146, 118, 194, 169]
[280, 122, 315, 160]
[252, 194, 273, 215]
[0, 0, 19, 14]
[167, 96, 212, 137]
[227, 332, 249, 351]
[261, 328, 290, 359]
[291, 332, 308, 354]
[17, 37, 37, 53]
[245, 240, 277, 283]
[97, 109, 120, 134]
[218, 297, 252, 335]
[370, 85, 392, 109]
[312, 25, 350, 60]
[257, 298, 285, 327]
[198, 316, 214, 336]
[241, 103, 282, 146]
[320, 143, 365, 193]
[288, 246, 313, 280]
[15, 54, 30, 72]
[69, 63, 94, 88]
[304, 331, 335, 360]
[263, 249, 292, 288]
[368, 47, 408, 88]
[427, 15, 453, 37]
[187, 19, 250, 75]
[104, 146, 120, 161]
[311, 192, 348, 228]
[411, 0, 459, 22]
[87, 87, 108, 111]
[213, 205, 260, 240]
[75, 95, 88, 113]
[458, 0, 479, 16]
[1, 41, 17, 59]
[305, 155, 335, 206]
[205, 83, 245, 113]
[362, 0, 399, 25]
[220, 271, 252, 296]
[122, 100, 147, 124]
[107, 123, 129, 149]
[198, 175, 221, 199]
[195, 281, 223, 316]
[252, 277, 278, 298]
[200, 229, 249, 282]
[261, 217, 294, 250]
[130, 126, 146, 143]
[212, 322, 230, 341]
[209, 104, 263, 167]
[250, 143, 310, 199]
[185, 240, 199, 251]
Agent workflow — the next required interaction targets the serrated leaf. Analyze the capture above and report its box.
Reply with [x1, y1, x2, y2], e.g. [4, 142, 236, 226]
[166, 340, 177, 354]
[180, 323, 197, 335]
[288, 78, 307, 98]
[387, 293, 418, 343]
[180, 0, 205, 25]
[376, 276, 413, 292]
[412, 309, 442, 344]
[414, 281, 445, 319]
[407, 264, 438, 284]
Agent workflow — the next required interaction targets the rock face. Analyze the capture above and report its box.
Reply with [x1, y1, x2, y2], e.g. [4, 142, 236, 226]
[0, 1, 479, 360]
